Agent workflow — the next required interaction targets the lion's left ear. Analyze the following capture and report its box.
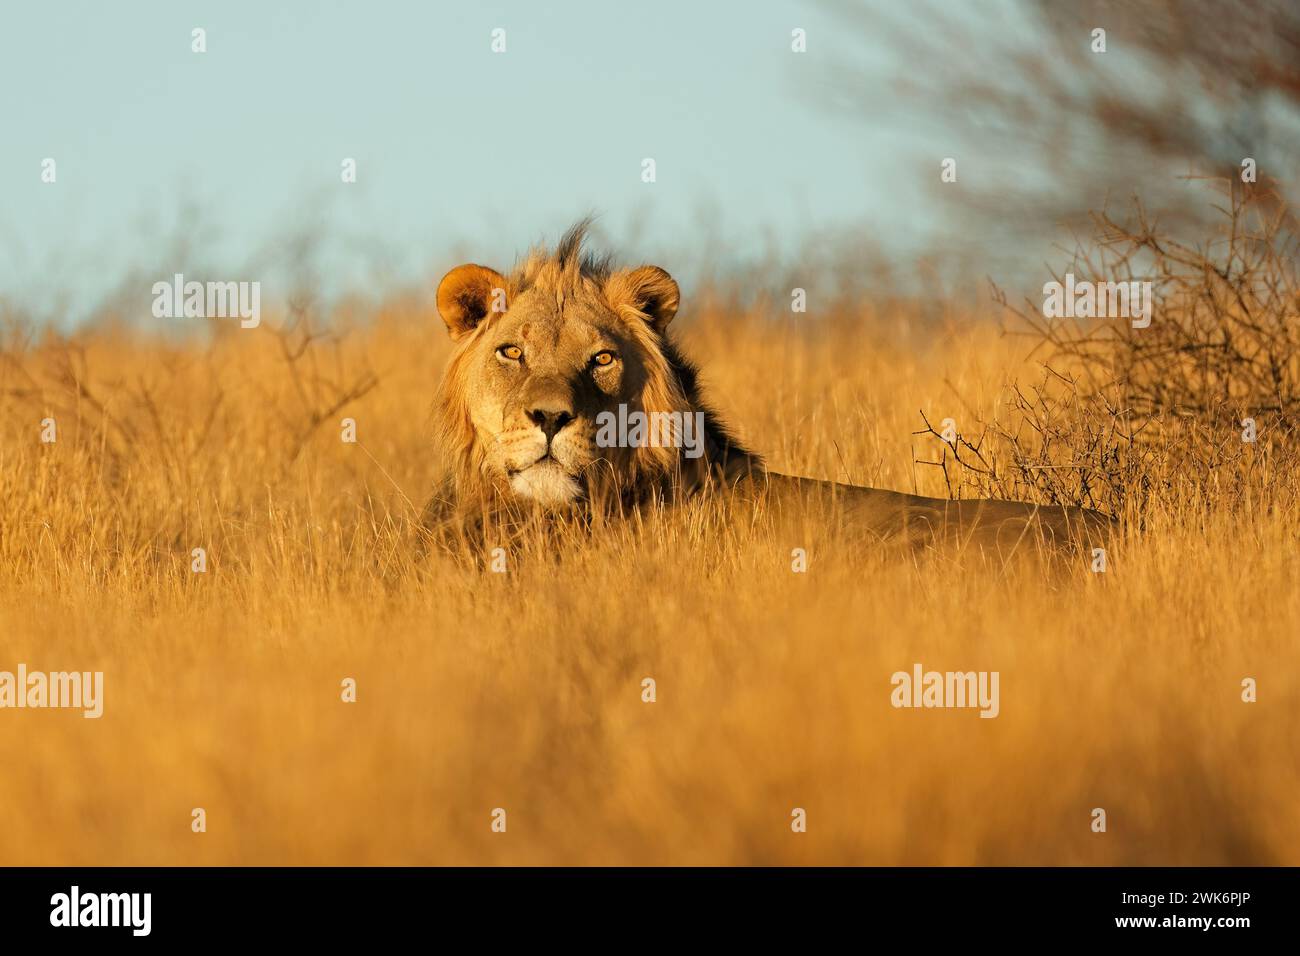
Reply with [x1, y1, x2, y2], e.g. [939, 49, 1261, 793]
[606, 265, 680, 333]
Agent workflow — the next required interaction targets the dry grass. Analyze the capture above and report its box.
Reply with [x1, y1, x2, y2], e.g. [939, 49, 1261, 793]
[0, 277, 1296, 865]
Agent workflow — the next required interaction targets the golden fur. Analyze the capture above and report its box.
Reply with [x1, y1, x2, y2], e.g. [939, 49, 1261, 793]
[425, 223, 1115, 557]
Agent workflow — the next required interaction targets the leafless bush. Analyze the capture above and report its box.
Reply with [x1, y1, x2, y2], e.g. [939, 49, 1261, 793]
[919, 180, 1300, 518]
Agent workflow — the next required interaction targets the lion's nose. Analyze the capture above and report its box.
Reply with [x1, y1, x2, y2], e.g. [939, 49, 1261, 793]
[527, 406, 575, 443]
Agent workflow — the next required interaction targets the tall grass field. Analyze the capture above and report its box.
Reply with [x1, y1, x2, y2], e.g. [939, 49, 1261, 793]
[2, 254, 1296, 865]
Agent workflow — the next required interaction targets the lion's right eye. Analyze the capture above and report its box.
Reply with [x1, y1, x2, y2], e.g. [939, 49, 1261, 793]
[497, 344, 523, 361]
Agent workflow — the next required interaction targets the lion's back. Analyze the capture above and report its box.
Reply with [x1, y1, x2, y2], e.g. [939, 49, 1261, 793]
[753, 472, 1116, 557]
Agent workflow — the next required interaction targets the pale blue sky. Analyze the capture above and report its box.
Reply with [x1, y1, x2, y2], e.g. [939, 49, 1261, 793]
[2, 0, 970, 323]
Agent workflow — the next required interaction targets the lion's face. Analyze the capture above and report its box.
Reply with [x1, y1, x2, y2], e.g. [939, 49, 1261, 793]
[435, 244, 686, 509]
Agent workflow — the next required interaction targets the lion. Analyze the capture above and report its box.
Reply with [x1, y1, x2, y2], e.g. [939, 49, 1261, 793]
[424, 223, 1115, 558]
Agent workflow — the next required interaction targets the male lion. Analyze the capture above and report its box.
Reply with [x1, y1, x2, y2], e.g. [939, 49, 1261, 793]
[424, 223, 1114, 558]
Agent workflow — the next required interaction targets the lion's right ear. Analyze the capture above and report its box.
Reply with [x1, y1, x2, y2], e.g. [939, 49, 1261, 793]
[436, 264, 508, 340]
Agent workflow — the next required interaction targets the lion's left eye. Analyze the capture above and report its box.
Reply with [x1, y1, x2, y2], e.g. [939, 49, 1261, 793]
[497, 344, 523, 361]
[592, 350, 616, 367]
